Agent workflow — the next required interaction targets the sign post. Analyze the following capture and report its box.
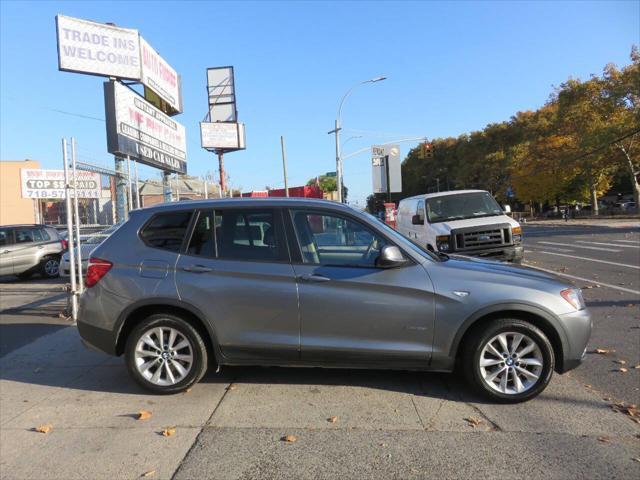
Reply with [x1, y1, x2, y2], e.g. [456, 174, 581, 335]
[372, 144, 402, 201]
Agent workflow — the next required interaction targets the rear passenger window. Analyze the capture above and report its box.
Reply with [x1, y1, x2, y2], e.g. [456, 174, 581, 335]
[215, 209, 286, 261]
[187, 211, 215, 257]
[40, 229, 51, 241]
[141, 211, 192, 252]
[15, 228, 35, 243]
[0, 229, 10, 246]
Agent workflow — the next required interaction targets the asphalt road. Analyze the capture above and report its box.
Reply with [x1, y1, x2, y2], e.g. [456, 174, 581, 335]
[0, 220, 638, 479]
[522, 221, 640, 405]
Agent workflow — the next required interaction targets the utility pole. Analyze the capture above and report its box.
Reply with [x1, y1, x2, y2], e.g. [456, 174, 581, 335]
[162, 171, 172, 203]
[114, 156, 127, 221]
[217, 151, 226, 195]
[280, 135, 289, 197]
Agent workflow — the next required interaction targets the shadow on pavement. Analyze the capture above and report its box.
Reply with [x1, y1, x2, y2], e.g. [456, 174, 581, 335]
[523, 225, 639, 238]
[0, 324, 69, 357]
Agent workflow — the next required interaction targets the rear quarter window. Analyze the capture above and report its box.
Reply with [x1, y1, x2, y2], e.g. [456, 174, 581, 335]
[140, 211, 192, 252]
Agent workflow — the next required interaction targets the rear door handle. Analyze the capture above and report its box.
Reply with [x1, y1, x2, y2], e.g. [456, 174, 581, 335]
[183, 265, 213, 273]
[296, 273, 331, 283]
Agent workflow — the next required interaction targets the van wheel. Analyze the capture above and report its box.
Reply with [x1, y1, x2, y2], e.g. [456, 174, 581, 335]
[462, 319, 554, 403]
[125, 314, 208, 394]
[40, 257, 60, 278]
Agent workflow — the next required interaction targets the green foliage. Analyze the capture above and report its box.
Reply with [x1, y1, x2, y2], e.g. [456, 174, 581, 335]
[307, 175, 337, 192]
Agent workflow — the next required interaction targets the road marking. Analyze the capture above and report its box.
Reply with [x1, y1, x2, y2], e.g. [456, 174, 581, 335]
[535, 251, 640, 270]
[533, 246, 574, 253]
[610, 239, 640, 245]
[537, 241, 620, 252]
[576, 240, 639, 249]
[523, 264, 640, 295]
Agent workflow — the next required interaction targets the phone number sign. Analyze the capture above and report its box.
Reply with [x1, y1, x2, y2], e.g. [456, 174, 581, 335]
[21, 169, 101, 199]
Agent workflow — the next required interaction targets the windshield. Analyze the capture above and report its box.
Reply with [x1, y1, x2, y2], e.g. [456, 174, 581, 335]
[426, 192, 503, 223]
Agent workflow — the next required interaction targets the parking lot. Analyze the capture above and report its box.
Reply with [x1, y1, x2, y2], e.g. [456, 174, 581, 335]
[0, 220, 639, 480]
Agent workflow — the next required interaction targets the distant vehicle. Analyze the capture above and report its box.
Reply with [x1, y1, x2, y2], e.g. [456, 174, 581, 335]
[61, 223, 123, 277]
[614, 201, 637, 211]
[77, 198, 590, 402]
[396, 190, 523, 263]
[0, 224, 64, 279]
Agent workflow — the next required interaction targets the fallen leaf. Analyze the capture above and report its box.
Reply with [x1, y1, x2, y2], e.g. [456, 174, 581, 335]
[633, 458, 640, 463]
[227, 384, 237, 391]
[138, 410, 152, 420]
[584, 384, 592, 388]
[327, 416, 338, 423]
[141, 471, 156, 478]
[619, 367, 629, 373]
[634, 364, 640, 369]
[33, 367, 43, 373]
[161, 427, 176, 437]
[614, 360, 627, 365]
[35, 424, 52, 434]
[464, 416, 482, 428]
[281, 434, 297, 443]
[594, 348, 610, 354]
[597, 436, 610, 443]
[185, 388, 192, 393]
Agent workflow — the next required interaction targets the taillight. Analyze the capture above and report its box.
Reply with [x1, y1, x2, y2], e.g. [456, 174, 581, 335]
[85, 257, 112, 287]
[61, 239, 68, 250]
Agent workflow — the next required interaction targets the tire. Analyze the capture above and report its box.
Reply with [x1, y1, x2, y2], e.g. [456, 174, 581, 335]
[125, 314, 208, 394]
[462, 318, 555, 403]
[40, 256, 60, 278]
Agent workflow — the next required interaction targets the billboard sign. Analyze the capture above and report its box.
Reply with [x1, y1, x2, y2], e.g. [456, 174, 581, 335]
[56, 15, 141, 80]
[104, 81, 187, 174]
[140, 36, 182, 113]
[21, 169, 101, 199]
[372, 144, 402, 194]
[207, 66, 237, 122]
[200, 122, 246, 150]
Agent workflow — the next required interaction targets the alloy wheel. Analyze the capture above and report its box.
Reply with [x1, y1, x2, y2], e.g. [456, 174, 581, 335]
[134, 326, 194, 386]
[479, 331, 544, 395]
[44, 259, 59, 276]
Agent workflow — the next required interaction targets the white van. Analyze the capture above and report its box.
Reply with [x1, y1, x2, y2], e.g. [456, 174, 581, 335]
[397, 190, 523, 262]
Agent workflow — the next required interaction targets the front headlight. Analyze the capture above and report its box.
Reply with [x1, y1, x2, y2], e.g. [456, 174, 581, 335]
[560, 288, 586, 310]
[436, 235, 450, 252]
[512, 226, 522, 243]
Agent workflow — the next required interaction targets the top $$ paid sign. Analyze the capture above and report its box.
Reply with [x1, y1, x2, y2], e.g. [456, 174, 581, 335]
[21, 169, 101, 199]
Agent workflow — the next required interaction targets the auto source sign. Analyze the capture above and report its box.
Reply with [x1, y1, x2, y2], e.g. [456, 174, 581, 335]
[56, 15, 141, 80]
[140, 37, 182, 113]
[104, 81, 187, 174]
[21, 169, 101, 199]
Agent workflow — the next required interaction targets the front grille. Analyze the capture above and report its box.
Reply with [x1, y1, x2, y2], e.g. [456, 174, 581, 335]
[453, 225, 512, 252]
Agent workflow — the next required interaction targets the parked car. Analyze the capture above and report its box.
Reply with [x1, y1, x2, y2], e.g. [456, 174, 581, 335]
[61, 223, 122, 277]
[77, 198, 590, 402]
[396, 190, 523, 262]
[0, 224, 65, 279]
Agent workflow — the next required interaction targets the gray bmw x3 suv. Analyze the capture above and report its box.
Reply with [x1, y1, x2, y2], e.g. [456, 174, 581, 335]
[77, 198, 591, 402]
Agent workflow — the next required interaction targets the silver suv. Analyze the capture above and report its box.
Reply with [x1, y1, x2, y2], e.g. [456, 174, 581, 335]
[0, 224, 64, 279]
[77, 199, 591, 402]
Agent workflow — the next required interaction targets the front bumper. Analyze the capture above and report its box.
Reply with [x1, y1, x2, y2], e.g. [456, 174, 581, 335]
[557, 307, 592, 373]
[450, 244, 524, 263]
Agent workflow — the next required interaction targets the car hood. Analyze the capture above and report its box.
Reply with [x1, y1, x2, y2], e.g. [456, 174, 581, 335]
[445, 254, 569, 286]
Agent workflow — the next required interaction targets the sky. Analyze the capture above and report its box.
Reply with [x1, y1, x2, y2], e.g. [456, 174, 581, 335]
[1, 0, 638, 207]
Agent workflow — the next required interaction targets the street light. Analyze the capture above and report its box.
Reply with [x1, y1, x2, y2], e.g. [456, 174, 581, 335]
[329, 76, 387, 203]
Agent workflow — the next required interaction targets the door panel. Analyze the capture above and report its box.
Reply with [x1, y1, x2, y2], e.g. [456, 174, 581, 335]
[10, 228, 40, 274]
[176, 208, 300, 362]
[289, 209, 435, 365]
[0, 228, 14, 275]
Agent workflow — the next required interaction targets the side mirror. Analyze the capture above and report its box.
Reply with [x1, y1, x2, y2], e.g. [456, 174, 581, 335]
[377, 245, 407, 268]
[503, 205, 511, 214]
[411, 214, 424, 225]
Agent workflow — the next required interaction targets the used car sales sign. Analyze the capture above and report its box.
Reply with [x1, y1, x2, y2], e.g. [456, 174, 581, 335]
[21, 169, 101, 199]
[104, 81, 187, 174]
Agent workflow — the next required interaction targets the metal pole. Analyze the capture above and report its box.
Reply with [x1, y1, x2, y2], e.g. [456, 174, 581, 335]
[126, 156, 133, 212]
[203, 178, 208, 199]
[218, 151, 226, 195]
[62, 139, 77, 320]
[114, 156, 127, 221]
[71, 138, 84, 294]
[334, 119, 342, 203]
[134, 159, 141, 208]
[162, 171, 172, 202]
[280, 136, 289, 197]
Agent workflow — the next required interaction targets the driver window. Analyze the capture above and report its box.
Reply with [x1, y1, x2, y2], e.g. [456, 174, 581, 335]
[292, 211, 386, 267]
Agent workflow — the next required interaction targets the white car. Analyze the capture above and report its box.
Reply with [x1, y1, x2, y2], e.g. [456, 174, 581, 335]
[60, 223, 122, 277]
[396, 190, 523, 263]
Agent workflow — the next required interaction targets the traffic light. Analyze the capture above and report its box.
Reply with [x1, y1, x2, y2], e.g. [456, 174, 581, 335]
[421, 142, 433, 159]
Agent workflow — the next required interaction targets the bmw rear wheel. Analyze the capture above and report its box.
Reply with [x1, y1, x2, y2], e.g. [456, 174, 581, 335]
[125, 314, 208, 394]
[464, 319, 554, 403]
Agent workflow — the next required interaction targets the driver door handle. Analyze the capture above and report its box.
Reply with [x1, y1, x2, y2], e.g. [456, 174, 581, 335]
[296, 273, 331, 283]
[182, 265, 213, 273]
